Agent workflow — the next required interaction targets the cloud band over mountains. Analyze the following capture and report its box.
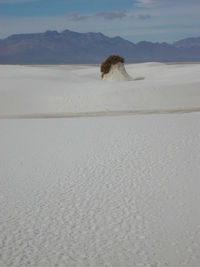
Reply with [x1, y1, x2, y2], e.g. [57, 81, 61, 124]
[66, 10, 152, 21]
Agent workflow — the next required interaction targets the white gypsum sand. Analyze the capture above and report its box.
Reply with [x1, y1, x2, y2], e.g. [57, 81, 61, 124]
[0, 62, 200, 117]
[102, 62, 133, 81]
[0, 63, 200, 267]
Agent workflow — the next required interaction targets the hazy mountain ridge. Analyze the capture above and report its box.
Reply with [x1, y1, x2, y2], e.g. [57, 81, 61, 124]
[173, 37, 200, 48]
[0, 29, 199, 64]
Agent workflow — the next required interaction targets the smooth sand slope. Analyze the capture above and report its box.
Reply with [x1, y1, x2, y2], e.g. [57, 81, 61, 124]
[0, 63, 200, 117]
[0, 63, 200, 267]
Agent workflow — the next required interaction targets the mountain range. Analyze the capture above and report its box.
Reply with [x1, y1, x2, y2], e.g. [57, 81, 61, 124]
[0, 29, 199, 64]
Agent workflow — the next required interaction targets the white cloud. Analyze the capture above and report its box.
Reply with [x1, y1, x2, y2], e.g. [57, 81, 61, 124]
[96, 10, 127, 20]
[136, 0, 159, 7]
[136, 0, 200, 8]
[66, 10, 128, 21]
[137, 14, 151, 20]
[66, 12, 90, 21]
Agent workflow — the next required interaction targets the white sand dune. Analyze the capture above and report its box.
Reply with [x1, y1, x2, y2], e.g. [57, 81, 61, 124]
[0, 63, 200, 267]
[0, 63, 200, 117]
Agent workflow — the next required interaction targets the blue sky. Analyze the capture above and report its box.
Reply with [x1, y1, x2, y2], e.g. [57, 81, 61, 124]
[0, 0, 200, 42]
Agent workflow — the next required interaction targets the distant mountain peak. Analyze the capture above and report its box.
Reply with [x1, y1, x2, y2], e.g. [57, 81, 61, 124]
[0, 30, 199, 64]
[173, 36, 200, 48]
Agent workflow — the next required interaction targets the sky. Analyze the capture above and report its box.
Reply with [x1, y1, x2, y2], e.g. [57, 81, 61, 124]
[0, 0, 199, 43]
